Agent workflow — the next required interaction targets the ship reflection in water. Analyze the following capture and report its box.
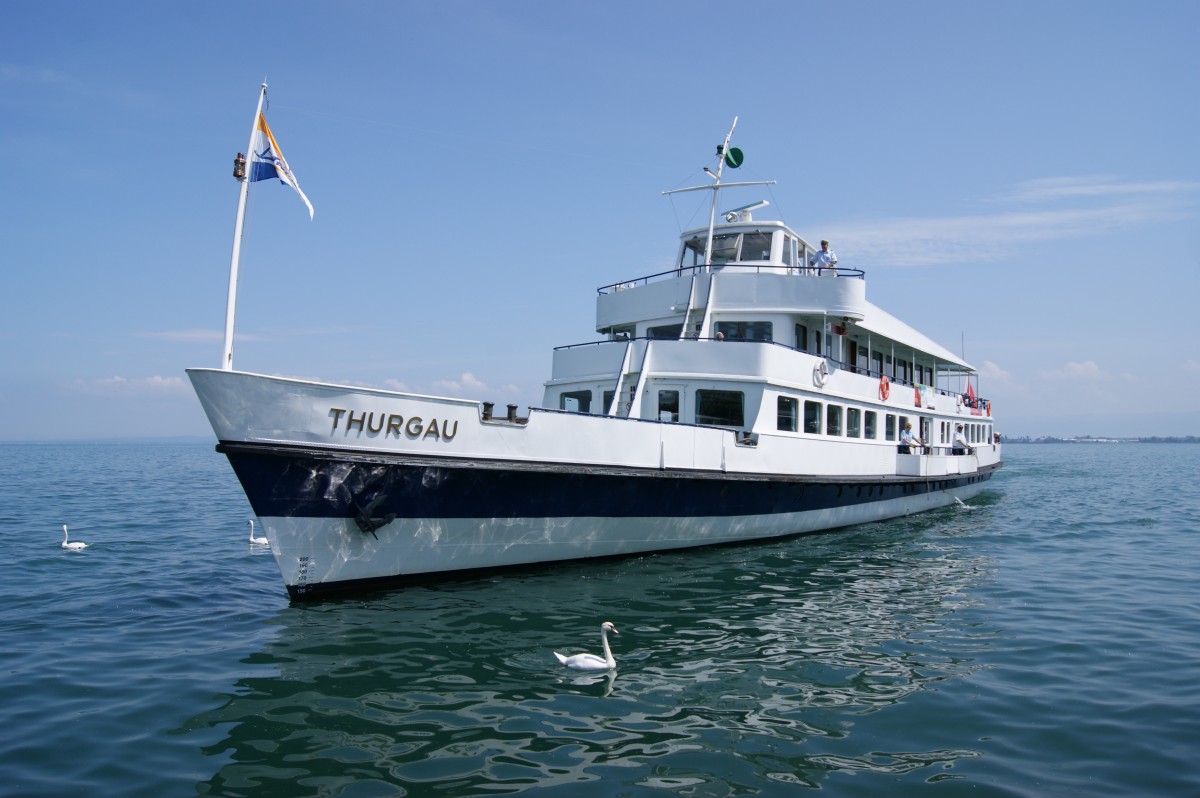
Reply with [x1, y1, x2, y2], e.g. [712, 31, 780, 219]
[186, 505, 997, 794]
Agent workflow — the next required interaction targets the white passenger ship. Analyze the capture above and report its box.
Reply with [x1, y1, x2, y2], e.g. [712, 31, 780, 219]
[189, 120, 1001, 599]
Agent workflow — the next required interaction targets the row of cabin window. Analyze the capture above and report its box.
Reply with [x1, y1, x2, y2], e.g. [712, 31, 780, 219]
[561, 387, 994, 444]
[778, 397, 993, 444]
[937, 419, 992, 444]
[560, 388, 747, 427]
[638, 320, 937, 385]
[778, 397, 889, 438]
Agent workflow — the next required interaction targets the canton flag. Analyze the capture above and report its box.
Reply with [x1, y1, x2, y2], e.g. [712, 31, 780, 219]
[249, 112, 314, 219]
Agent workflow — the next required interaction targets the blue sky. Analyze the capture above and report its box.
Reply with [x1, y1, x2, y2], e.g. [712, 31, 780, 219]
[2, 1, 1197, 441]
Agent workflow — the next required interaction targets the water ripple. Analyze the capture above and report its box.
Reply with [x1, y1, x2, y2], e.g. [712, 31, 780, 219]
[3, 443, 1199, 796]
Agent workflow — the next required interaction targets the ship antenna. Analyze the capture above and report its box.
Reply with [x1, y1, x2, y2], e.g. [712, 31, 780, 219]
[661, 116, 776, 272]
[699, 116, 739, 267]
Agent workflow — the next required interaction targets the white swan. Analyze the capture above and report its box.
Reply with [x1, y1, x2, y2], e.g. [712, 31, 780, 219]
[61, 524, 88, 550]
[554, 621, 619, 671]
[248, 519, 269, 546]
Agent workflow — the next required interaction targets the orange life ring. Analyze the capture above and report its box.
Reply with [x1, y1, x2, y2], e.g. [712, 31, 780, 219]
[879, 375, 891, 400]
[987, 401, 992, 417]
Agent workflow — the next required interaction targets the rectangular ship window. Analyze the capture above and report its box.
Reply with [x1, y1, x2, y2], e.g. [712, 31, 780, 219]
[658, 390, 680, 422]
[647, 323, 683, 339]
[826, 404, 843, 436]
[696, 390, 744, 427]
[804, 401, 822, 434]
[777, 396, 798, 432]
[560, 390, 592, 413]
[715, 321, 773, 341]
[847, 408, 861, 438]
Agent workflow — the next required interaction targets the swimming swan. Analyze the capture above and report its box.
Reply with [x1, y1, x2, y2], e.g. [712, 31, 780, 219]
[248, 519, 269, 546]
[554, 621, 619, 671]
[61, 524, 88, 550]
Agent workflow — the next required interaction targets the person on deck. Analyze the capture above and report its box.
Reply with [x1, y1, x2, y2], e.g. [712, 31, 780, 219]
[953, 424, 973, 456]
[809, 240, 837, 273]
[899, 422, 922, 454]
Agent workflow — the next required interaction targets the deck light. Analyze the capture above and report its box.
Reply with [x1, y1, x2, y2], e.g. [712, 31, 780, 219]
[232, 152, 246, 180]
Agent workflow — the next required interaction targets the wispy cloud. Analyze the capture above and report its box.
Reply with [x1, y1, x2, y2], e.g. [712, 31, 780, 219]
[829, 176, 1200, 267]
[381, 373, 521, 400]
[431, 372, 491, 395]
[0, 64, 73, 85]
[68, 375, 190, 397]
[143, 329, 227, 344]
[978, 360, 1011, 381]
[1040, 360, 1104, 380]
[995, 175, 1200, 203]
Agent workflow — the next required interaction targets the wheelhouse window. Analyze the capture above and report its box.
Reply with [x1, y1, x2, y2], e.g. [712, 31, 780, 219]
[715, 321, 773, 341]
[696, 390, 744, 427]
[777, 396, 798, 432]
[847, 408, 861, 438]
[682, 231, 776, 266]
[885, 414, 896, 441]
[872, 351, 884, 377]
[647, 323, 683, 339]
[865, 411, 878, 439]
[826, 404, 843, 436]
[560, 390, 592, 413]
[804, 400, 822, 434]
[741, 232, 773, 261]
[658, 390, 679, 422]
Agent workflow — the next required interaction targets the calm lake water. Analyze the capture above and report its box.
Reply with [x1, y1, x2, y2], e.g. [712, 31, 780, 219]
[1, 442, 1197, 797]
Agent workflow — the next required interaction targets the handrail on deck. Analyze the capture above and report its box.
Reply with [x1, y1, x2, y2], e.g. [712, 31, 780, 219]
[551, 336, 988, 406]
[597, 264, 866, 295]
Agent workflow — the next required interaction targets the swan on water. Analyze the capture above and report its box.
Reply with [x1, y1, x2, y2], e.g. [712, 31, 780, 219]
[61, 524, 88, 550]
[554, 621, 619, 671]
[248, 519, 269, 546]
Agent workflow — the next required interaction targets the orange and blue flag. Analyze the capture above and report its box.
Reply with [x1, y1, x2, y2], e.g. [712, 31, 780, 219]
[250, 112, 314, 219]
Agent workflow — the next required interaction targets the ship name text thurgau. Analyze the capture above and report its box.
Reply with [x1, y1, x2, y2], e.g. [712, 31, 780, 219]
[329, 408, 459, 441]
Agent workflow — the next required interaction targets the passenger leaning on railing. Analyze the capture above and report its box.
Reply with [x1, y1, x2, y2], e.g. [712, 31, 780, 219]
[899, 422, 922, 454]
[953, 424, 974, 456]
[809, 240, 837, 273]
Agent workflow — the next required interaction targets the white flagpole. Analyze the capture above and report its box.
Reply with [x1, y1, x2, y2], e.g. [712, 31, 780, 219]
[221, 82, 268, 371]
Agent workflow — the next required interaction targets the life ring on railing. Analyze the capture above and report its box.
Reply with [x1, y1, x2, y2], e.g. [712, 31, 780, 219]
[813, 359, 830, 388]
[879, 375, 890, 400]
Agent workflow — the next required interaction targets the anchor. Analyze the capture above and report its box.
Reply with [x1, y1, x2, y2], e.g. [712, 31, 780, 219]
[353, 492, 396, 539]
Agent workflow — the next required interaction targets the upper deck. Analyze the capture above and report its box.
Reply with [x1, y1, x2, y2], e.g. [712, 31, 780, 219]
[597, 218, 868, 333]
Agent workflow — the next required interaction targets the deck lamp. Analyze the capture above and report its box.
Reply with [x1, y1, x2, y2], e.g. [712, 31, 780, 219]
[232, 152, 246, 180]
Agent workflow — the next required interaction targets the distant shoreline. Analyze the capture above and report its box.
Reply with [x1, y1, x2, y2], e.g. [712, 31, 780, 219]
[1005, 436, 1199, 444]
